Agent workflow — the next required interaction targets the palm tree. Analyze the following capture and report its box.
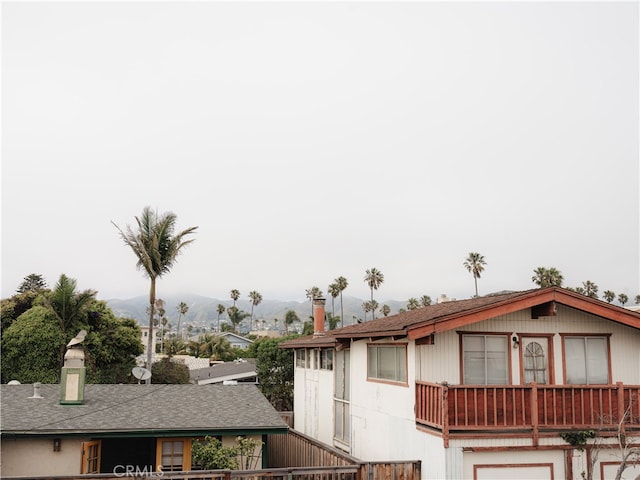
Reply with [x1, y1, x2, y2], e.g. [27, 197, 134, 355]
[328, 283, 340, 319]
[618, 293, 629, 307]
[464, 252, 486, 297]
[362, 301, 371, 321]
[364, 268, 384, 319]
[198, 334, 234, 361]
[380, 304, 391, 317]
[305, 286, 323, 320]
[226, 306, 249, 334]
[230, 289, 240, 308]
[635, 295, 640, 305]
[113, 206, 198, 376]
[531, 267, 564, 288]
[216, 303, 225, 332]
[284, 310, 300, 335]
[603, 290, 615, 303]
[582, 280, 599, 299]
[420, 295, 432, 307]
[248, 290, 263, 330]
[334, 276, 348, 328]
[407, 298, 420, 310]
[176, 301, 189, 339]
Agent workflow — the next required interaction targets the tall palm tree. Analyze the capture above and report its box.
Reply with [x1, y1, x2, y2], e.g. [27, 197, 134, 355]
[226, 306, 249, 334]
[582, 280, 599, 299]
[407, 298, 420, 310]
[284, 310, 300, 335]
[305, 286, 323, 320]
[420, 295, 432, 307]
[334, 276, 348, 327]
[216, 303, 225, 332]
[364, 268, 384, 319]
[618, 293, 629, 307]
[380, 304, 391, 317]
[362, 301, 371, 321]
[463, 252, 486, 297]
[328, 283, 340, 319]
[248, 291, 263, 330]
[176, 301, 189, 339]
[603, 290, 615, 303]
[113, 206, 198, 378]
[531, 267, 564, 288]
[230, 289, 240, 308]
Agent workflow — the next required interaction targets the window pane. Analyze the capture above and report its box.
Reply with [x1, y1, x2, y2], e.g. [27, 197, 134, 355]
[586, 337, 608, 384]
[463, 336, 486, 384]
[334, 400, 343, 439]
[368, 346, 378, 378]
[378, 346, 397, 380]
[565, 337, 587, 384]
[344, 350, 350, 400]
[462, 335, 507, 384]
[486, 336, 507, 384]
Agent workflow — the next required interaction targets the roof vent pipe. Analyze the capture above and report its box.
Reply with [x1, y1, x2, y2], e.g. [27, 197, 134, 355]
[29, 382, 43, 399]
[313, 298, 326, 337]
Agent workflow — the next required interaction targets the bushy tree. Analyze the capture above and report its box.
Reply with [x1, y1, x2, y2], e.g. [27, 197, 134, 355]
[252, 337, 295, 411]
[1, 291, 39, 333]
[191, 436, 238, 469]
[150, 357, 190, 384]
[16, 273, 48, 293]
[1, 306, 65, 383]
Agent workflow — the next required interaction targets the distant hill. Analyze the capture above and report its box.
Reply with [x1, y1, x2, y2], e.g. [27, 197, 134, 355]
[106, 294, 408, 332]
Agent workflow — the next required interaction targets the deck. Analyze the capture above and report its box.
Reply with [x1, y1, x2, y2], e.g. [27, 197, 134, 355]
[415, 381, 640, 447]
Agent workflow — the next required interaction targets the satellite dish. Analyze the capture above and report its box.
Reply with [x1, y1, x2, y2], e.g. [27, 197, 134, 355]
[132, 367, 152, 383]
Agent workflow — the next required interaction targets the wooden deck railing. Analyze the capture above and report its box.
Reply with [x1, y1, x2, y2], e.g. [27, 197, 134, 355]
[416, 381, 640, 447]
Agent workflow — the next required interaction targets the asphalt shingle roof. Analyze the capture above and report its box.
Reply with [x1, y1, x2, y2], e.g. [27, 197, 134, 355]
[1, 383, 287, 436]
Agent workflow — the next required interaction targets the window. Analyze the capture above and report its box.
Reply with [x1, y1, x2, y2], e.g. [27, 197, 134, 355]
[523, 339, 548, 384]
[156, 438, 191, 472]
[462, 334, 508, 384]
[312, 349, 320, 370]
[564, 336, 609, 384]
[367, 344, 407, 384]
[81, 440, 101, 474]
[295, 349, 307, 368]
[334, 349, 350, 447]
[321, 349, 334, 370]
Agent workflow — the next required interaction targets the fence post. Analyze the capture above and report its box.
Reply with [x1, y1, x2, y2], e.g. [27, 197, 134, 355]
[442, 383, 450, 448]
[531, 382, 539, 446]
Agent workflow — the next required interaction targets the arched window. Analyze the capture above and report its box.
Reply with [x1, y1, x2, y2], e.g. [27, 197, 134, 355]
[524, 341, 546, 384]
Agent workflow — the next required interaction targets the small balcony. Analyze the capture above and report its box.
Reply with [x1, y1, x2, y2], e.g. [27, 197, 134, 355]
[415, 381, 640, 447]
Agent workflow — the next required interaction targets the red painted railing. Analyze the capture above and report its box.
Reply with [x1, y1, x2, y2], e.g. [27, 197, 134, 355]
[415, 381, 640, 446]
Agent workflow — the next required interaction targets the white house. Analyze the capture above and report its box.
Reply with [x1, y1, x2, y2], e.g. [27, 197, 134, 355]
[281, 288, 640, 480]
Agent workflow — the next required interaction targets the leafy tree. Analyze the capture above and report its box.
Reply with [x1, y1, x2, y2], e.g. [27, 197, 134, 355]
[407, 298, 420, 310]
[284, 310, 299, 335]
[176, 301, 189, 339]
[603, 290, 615, 303]
[464, 252, 486, 297]
[420, 295, 432, 307]
[216, 303, 226, 332]
[198, 333, 235, 361]
[380, 304, 391, 317]
[248, 291, 263, 330]
[1, 306, 65, 383]
[16, 273, 48, 293]
[531, 267, 564, 288]
[326, 312, 340, 330]
[1, 291, 39, 333]
[302, 321, 313, 335]
[253, 337, 295, 410]
[113, 206, 198, 376]
[364, 268, 384, 319]
[334, 276, 348, 328]
[191, 436, 239, 470]
[618, 293, 629, 307]
[150, 357, 190, 384]
[230, 289, 240, 307]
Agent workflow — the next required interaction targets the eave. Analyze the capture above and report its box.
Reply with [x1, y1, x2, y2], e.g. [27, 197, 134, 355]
[1, 426, 289, 439]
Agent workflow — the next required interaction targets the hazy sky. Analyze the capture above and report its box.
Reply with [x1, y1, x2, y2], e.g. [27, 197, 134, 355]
[2, 1, 639, 304]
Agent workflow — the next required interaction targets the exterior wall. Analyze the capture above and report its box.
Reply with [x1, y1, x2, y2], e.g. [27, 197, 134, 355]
[292, 355, 334, 445]
[348, 340, 447, 480]
[417, 305, 640, 385]
[1, 437, 86, 476]
[461, 449, 565, 480]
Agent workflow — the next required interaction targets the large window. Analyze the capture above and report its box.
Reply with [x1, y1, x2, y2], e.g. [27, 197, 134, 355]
[156, 438, 191, 472]
[462, 334, 508, 384]
[367, 344, 407, 384]
[295, 349, 307, 368]
[564, 335, 610, 384]
[334, 349, 350, 448]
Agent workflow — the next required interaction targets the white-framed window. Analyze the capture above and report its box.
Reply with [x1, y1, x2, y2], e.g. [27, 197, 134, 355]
[295, 349, 307, 368]
[321, 349, 334, 370]
[462, 334, 509, 384]
[367, 343, 407, 384]
[523, 338, 549, 384]
[564, 335, 610, 384]
[312, 349, 320, 370]
[334, 349, 350, 448]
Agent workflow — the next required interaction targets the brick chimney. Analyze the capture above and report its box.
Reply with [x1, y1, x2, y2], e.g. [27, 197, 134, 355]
[313, 298, 326, 337]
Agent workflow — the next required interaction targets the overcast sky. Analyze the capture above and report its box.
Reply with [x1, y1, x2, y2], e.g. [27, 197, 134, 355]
[2, 1, 639, 304]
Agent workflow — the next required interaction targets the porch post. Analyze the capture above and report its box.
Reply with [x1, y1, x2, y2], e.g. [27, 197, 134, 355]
[442, 383, 450, 448]
[531, 382, 539, 446]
